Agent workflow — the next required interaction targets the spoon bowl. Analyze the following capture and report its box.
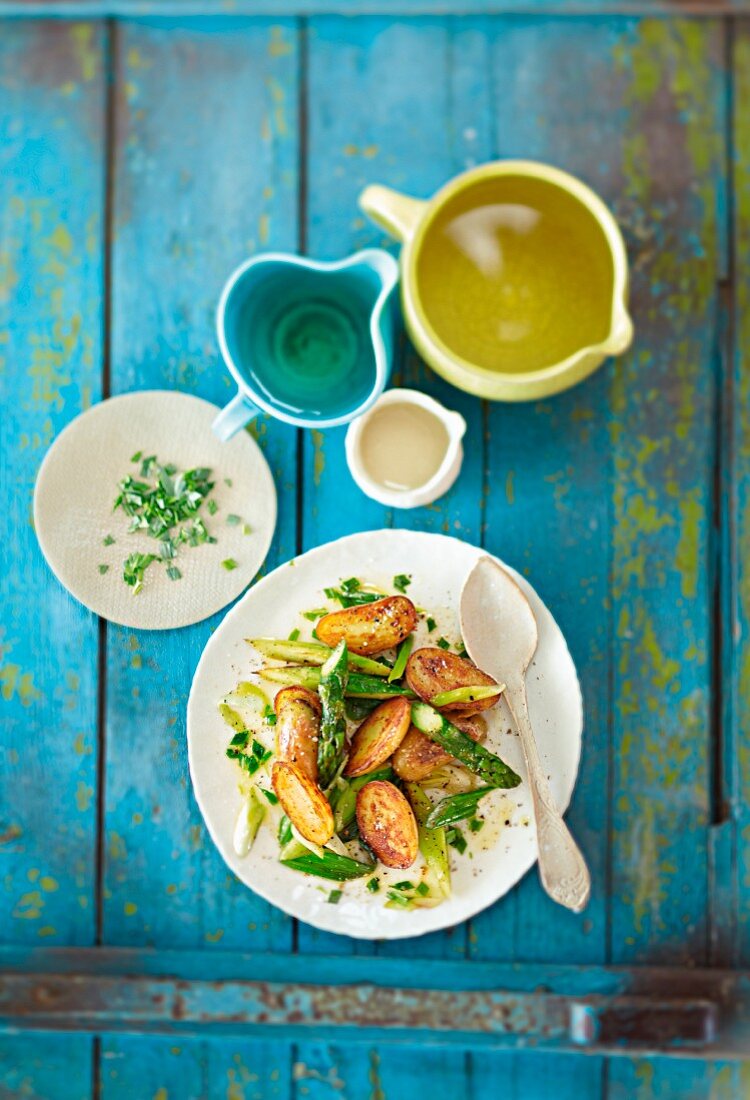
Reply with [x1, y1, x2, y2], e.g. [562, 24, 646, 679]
[459, 555, 538, 681]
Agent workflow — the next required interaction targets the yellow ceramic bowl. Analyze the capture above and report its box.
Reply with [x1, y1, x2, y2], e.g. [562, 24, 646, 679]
[360, 160, 633, 402]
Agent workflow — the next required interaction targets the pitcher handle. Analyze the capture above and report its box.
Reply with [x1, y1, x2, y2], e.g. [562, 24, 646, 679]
[212, 392, 259, 441]
[359, 185, 427, 242]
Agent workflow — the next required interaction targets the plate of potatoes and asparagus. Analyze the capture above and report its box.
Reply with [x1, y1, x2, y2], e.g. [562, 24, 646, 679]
[187, 529, 582, 939]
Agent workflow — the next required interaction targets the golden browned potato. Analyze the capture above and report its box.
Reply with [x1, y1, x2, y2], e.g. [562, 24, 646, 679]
[392, 715, 487, 781]
[345, 696, 411, 777]
[274, 685, 321, 783]
[356, 780, 418, 869]
[316, 596, 417, 656]
[405, 647, 501, 716]
[271, 761, 334, 845]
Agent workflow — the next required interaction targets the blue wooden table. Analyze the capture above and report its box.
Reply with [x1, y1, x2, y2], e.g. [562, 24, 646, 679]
[2, 5, 750, 1097]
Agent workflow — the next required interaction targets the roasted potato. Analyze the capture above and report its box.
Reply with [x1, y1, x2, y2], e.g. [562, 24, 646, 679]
[392, 715, 487, 781]
[356, 780, 418, 869]
[274, 685, 321, 783]
[271, 760, 334, 846]
[345, 696, 411, 777]
[406, 647, 501, 716]
[316, 596, 417, 657]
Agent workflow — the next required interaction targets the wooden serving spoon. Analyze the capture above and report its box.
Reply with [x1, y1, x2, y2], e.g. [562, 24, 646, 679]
[459, 555, 591, 913]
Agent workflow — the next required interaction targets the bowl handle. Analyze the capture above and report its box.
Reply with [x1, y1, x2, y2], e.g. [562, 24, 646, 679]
[212, 392, 259, 441]
[359, 185, 427, 242]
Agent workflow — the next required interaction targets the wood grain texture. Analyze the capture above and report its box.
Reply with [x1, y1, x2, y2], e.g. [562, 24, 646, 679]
[730, 18, 750, 974]
[0, 20, 104, 945]
[104, 13, 299, 953]
[0, 0, 747, 17]
[0, 8, 745, 1095]
[0, 18, 105, 1097]
[100, 16, 299, 1097]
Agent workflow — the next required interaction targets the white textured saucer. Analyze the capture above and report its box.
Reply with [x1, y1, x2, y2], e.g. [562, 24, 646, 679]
[34, 391, 277, 630]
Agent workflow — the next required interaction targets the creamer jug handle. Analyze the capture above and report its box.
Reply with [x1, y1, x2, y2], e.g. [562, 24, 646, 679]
[359, 185, 427, 242]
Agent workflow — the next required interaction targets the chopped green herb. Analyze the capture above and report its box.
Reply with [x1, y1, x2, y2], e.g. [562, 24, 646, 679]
[288, 628, 301, 642]
[385, 890, 413, 908]
[260, 788, 279, 805]
[123, 552, 157, 595]
[393, 574, 411, 593]
[226, 514, 241, 526]
[224, 477, 233, 487]
[468, 817, 485, 833]
[206, 499, 218, 516]
[98, 564, 109, 575]
[221, 558, 238, 571]
[159, 537, 176, 560]
[278, 815, 293, 846]
[237, 754, 261, 775]
[302, 607, 328, 621]
[327, 889, 342, 904]
[446, 827, 467, 854]
[393, 880, 414, 891]
[113, 456, 219, 592]
[229, 731, 249, 748]
[242, 524, 252, 536]
[166, 566, 182, 581]
[103, 534, 115, 546]
[366, 877, 380, 893]
[415, 881, 430, 896]
[456, 642, 468, 658]
[324, 578, 386, 607]
[436, 637, 451, 650]
[426, 616, 437, 632]
[251, 738, 272, 763]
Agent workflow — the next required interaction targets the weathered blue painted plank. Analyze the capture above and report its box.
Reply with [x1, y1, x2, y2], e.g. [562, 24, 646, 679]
[729, 19, 750, 973]
[606, 1058, 750, 1098]
[101, 15, 300, 1099]
[0, 17, 104, 948]
[602, 17, 723, 967]
[0, 1, 744, 18]
[104, 13, 299, 952]
[0, 17, 106, 1097]
[0, 1033, 93, 1100]
[303, 15, 488, 958]
[100, 1036, 293, 1099]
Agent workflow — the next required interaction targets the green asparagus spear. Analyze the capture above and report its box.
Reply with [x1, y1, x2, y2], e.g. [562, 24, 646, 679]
[410, 702, 521, 788]
[317, 641, 349, 788]
[260, 666, 415, 699]
[332, 766, 394, 833]
[248, 638, 391, 677]
[280, 849, 374, 881]
[429, 684, 503, 708]
[424, 786, 498, 828]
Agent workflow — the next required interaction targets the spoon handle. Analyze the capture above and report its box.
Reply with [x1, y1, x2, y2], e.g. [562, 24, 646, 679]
[504, 678, 591, 913]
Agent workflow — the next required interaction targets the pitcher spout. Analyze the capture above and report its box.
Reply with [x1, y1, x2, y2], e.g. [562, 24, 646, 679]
[603, 307, 634, 357]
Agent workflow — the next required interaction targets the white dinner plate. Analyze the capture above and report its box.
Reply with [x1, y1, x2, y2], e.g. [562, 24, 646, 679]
[187, 529, 582, 939]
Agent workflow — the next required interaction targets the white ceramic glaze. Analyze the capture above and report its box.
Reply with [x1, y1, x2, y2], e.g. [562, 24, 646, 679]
[187, 529, 583, 940]
[344, 388, 466, 508]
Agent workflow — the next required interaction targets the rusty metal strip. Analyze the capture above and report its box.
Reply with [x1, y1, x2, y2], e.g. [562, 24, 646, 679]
[0, 956, 748, 1057]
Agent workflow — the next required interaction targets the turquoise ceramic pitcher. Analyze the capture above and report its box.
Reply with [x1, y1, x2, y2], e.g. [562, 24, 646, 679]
[213, 249, 399, 440]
